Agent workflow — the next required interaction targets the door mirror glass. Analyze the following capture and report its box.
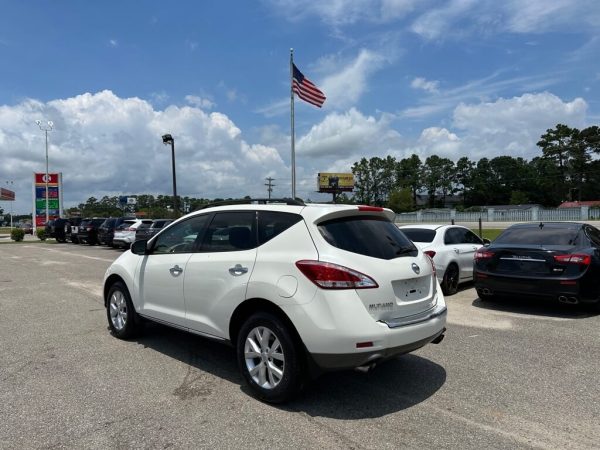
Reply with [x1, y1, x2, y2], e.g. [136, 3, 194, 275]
[131, 239, 147, 255]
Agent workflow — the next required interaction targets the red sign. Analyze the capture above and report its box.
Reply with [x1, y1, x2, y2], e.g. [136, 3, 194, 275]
[34, 173, 59, 185]
[0, 188, 15, 201]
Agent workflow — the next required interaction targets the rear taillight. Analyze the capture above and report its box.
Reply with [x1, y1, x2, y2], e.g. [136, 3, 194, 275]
[425, 253, 436, 276]
[295, 260, 378, 289]
[475, 249, 494, 261]
[87, 226, 93, 231]
[553, 254, 591, 265]
[424, 250, 436, 259]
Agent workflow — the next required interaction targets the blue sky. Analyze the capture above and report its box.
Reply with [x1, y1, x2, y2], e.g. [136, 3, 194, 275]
[1, 0, 599, 214]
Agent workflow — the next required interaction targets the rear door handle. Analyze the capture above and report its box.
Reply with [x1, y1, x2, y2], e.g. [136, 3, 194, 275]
[229, 264, 248, 276]
[169, 264, 183, 276]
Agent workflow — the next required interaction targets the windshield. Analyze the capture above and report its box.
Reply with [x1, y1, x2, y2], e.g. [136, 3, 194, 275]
[318, 216, 417, 260]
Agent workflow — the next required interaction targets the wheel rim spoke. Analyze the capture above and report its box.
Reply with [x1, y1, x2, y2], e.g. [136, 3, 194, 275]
[109, 291, 127, 331]
[244, 325, 285, 390]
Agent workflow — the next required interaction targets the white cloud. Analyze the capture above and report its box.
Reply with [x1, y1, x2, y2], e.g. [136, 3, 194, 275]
[265, 0, 419, 27]
[185, 95, 215, 110]
[109, 39, 118, 47]
[0, 91, 290, 213]
[297, 107, 401, 157]
[451, 92, 587, 159]
[319, 49, 387, 109]
[411, 77, 439, 94]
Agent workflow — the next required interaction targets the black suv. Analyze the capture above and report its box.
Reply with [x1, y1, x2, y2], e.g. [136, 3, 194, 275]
[50, 218, 70, 243]
[66, 217, 85, 243]
[135, 219, 173, 241]
[77, 218, 106, 245]
[98, 217, 128, 246]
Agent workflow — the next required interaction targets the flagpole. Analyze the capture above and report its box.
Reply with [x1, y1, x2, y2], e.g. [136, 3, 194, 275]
[290, 48, 296, 199]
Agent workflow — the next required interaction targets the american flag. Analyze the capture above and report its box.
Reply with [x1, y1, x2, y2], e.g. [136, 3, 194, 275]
[292, 63, 326, 108]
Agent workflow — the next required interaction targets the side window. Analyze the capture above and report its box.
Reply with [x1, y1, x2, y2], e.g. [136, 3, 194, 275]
[152, 215, 210, 254]
[258, 211, 303, 245]
[444, 228, 459, 245]
[201, 212, 257, 252]
[585, 226, 600, 247]
[458, 228, 482, 244]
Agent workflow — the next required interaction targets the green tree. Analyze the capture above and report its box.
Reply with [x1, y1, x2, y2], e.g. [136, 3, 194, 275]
[396, 154, 423, 206]
[388, 188, 414, 212]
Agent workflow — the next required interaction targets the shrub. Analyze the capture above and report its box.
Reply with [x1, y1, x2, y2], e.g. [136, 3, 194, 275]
[36, 228, 47, 241]
[11, 228, 25, 242]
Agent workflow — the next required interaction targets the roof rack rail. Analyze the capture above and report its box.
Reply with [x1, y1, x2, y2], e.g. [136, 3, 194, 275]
[196, 198, 305, 210]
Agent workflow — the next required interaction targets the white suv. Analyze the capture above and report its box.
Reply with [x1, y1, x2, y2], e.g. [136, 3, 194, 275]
[103, 201, 447, 402]
[112, 219, 153, 249]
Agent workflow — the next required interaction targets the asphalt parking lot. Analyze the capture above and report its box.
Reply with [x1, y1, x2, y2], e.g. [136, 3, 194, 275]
[1, 242, 599, 449]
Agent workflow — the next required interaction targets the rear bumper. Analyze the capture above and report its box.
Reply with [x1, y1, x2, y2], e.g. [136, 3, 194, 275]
[474, 272, 600, 304]
[310, 326, 446, 370]
[284, 291, 447, 371]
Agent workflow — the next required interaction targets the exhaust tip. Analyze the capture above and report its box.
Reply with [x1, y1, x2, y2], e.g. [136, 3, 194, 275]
[431, 333, 445, 344]
[558, 295, 579, 304]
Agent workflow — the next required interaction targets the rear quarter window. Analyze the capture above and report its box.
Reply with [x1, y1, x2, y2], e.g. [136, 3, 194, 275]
[318, 216, 417, 260]
[258, 211, 303, 245]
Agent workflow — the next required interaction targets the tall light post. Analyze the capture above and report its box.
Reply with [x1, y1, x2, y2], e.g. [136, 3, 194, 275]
[161, 134, 178, 214]
[5, 180, 14, 228]
[36, 120, 53, 224]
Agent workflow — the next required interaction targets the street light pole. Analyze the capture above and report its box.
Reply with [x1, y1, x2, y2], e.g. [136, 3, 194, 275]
[161, 134, 178, 214]
[36, 120, 53, 225]
[5, 180, 13, 229]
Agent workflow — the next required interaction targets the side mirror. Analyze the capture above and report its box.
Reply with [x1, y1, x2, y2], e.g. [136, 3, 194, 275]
[483, 238, 491, 246]
[131, 239, 148, 255]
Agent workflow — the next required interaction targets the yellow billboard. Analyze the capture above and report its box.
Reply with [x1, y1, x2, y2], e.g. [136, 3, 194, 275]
[318, 173, 354, 193]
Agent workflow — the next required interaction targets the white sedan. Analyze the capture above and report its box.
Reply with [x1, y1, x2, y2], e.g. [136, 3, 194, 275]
[397, 224, 488, 295]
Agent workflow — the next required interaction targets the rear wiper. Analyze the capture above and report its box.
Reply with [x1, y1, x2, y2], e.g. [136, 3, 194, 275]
[396, 248, 416, 255]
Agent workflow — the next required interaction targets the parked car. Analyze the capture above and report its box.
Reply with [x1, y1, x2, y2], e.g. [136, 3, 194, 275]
[51, 218, 70, 243]
[112, 219, 153, 249]
[18, 223, 33, 234]
[44, 220, 56, 239]
[98, 217, 129, 246]
[474, 222, 600, 311]
[398, 224, 488, 295]
[66, 217, 85, 243]
[134, 219, 173, 241]
[77, 218, 106, 245]
[103, 200, 447, 403]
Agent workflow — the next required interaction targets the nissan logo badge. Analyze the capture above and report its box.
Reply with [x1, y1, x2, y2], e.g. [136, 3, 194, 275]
[412, 263, 420, 274]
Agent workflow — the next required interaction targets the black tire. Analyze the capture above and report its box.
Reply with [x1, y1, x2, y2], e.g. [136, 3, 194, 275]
[441, 264, 459, 296]
[236, 312, 305, 403]
[106, 281, 141, 339]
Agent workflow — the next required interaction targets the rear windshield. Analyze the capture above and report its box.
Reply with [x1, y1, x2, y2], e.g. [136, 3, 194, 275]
[399, 228, 436, 243]
[318, 216, 417, 260]
[152, 220, 171, 229]
[102, 219, 116, 227]
[495, 226, 580, 246]
[91, 219, 106, 225]
[137, 222, 152, 230]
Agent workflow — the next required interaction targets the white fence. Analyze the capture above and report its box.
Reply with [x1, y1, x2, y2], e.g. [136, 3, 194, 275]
[396, 206, 600, 223]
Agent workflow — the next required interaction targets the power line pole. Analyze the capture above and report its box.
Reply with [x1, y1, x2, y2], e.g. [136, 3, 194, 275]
[265, 177, 275, 199]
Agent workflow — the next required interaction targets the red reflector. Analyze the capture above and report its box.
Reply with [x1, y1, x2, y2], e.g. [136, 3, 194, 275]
[357, 205, 384, 212]
[424, 250, 436, 259]
[476, 272, 488, 278]
[560, 280, 577, 285]
[356, 341, 373, 348]
[295, 260, 378, 289]
[553, 254, 591, 265]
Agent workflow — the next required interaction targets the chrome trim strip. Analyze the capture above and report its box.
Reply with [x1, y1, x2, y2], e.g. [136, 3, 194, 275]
[499, 257, 546, 262]
[379, 305, 447, 329]
[137, 314, 227, 342]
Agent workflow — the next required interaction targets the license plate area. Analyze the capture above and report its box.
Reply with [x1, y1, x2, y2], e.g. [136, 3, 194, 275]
[392, 276, 430, 302]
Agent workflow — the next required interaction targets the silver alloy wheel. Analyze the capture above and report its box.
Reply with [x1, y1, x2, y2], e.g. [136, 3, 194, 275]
[109, 290, 128, 331]
[244, 326, 285, 389]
